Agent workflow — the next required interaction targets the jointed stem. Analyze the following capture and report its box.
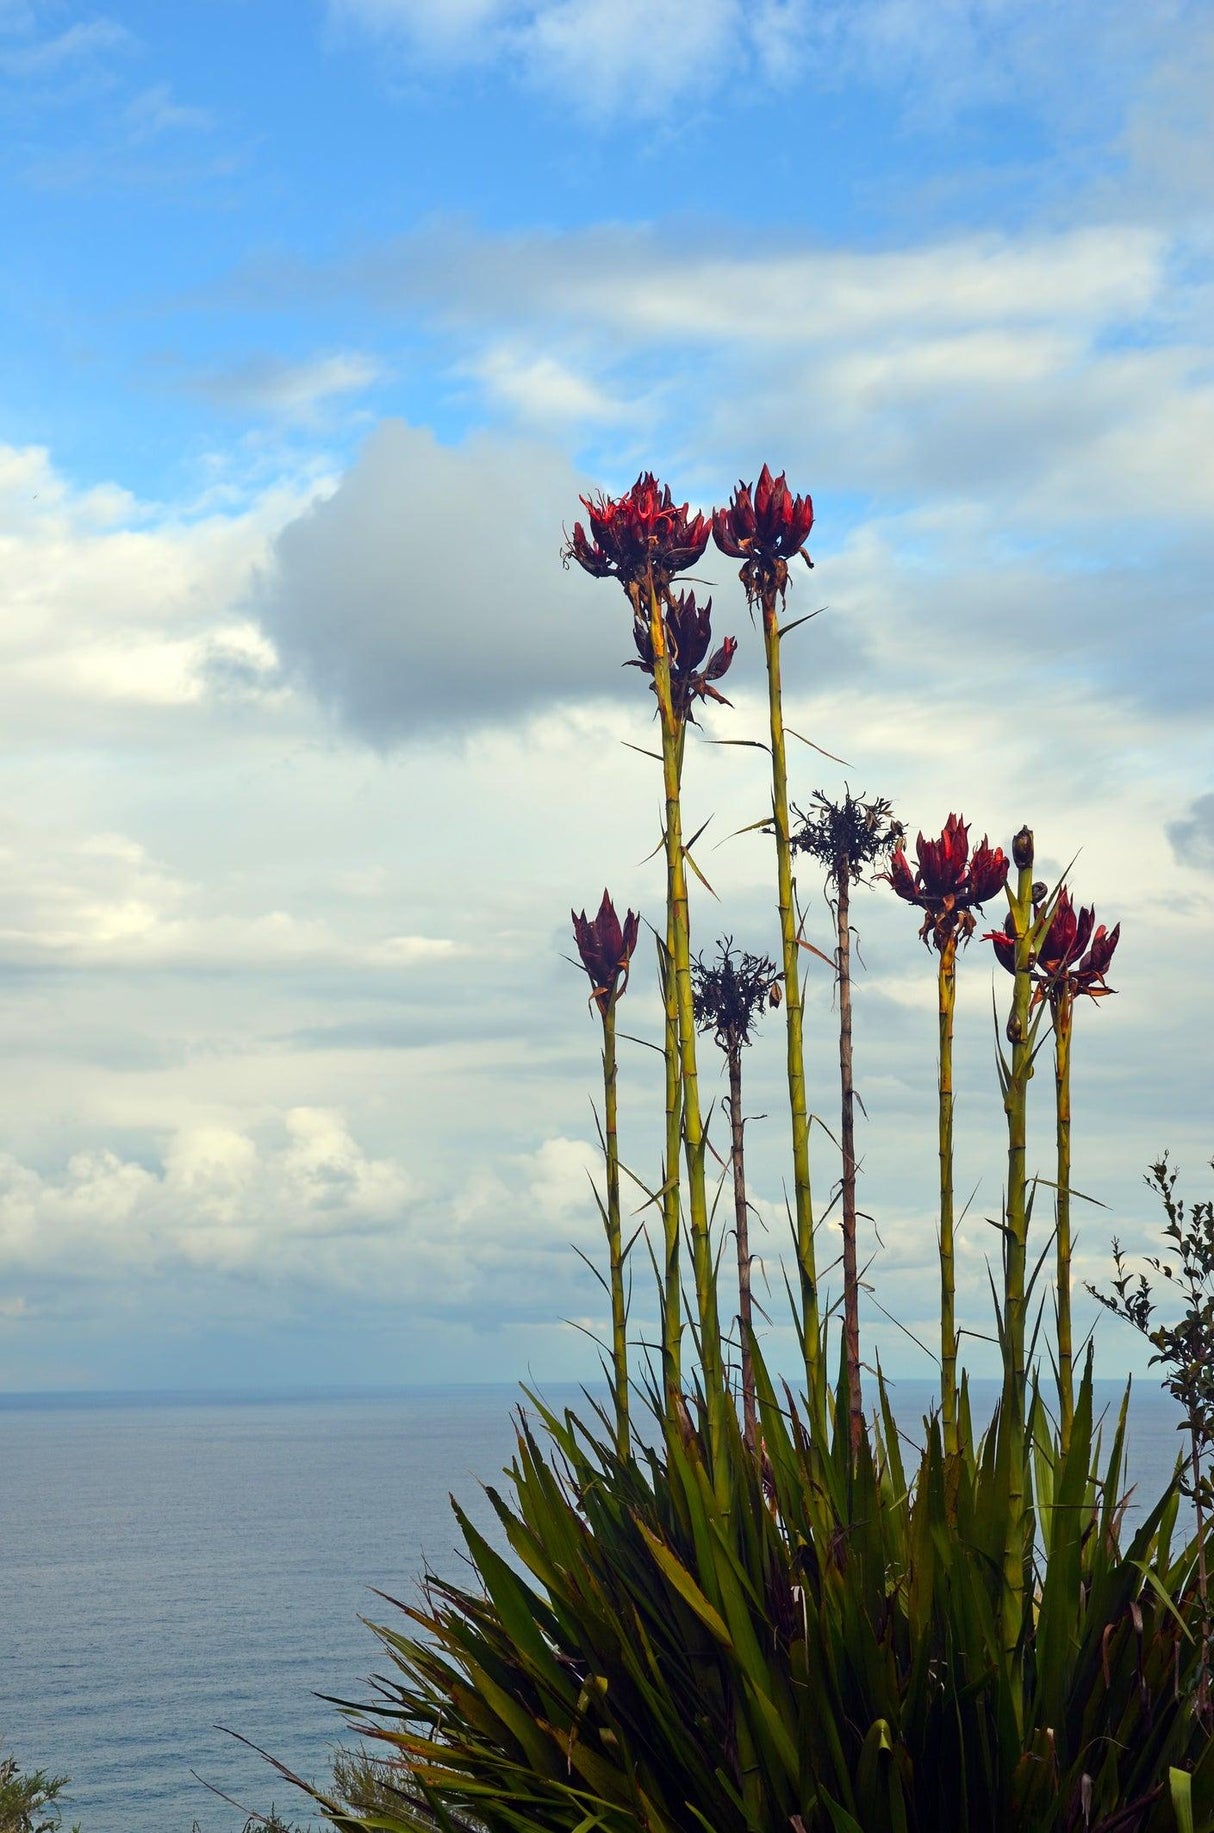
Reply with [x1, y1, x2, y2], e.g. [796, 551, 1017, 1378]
[1053, 989, 1073, 1453]
[761, 598, 822, 1425]
[1001, 833, 1036, 1666]
[602, 997, 629, 1458]
[660, 726, 687, 1398]
[727, 1046, 756, 1450]
[836, 868, 863, 1461]
[648, 582, 725, 1463]
[938, 933, 958, 1458]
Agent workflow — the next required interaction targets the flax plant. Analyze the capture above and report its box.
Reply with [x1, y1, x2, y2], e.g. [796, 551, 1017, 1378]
[571, 891, 641, 1458]
[990, 886, 1120, 1448]
[566, 484, 736, 1452]
[791, 788, 898, 1459]
[262, 459, 1214, 1833]
[691, 938, 781, 1447]
[713, 467, 824, 1419]
[886, 815, 1008, 1458]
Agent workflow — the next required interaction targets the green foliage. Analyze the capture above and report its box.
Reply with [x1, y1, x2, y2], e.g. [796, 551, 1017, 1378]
[282, 1359, 1211, 1833]
[0, 1750, 75, 1833]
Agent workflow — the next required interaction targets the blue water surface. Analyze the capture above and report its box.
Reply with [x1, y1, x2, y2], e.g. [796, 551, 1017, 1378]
[0, 1379, 1194, 1832]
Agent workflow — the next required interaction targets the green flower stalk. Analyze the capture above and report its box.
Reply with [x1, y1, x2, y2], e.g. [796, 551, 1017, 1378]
[572, 891, 641, 1458]
[1053, 987, 1074, 1436]
[713, 466, 824, 1421]
[995, 824, 1041, 1663]
[989, 885, 1120, 1449]
[565, 479, 737, 1457]
[792, 789, 898, 1461]
[692, 938, 781, 1448]
[659, 722, 689, 1395]
[661, 891, 683, 1392]
[886, 815, 1008, 1458]
[645, 582, 726, 1437]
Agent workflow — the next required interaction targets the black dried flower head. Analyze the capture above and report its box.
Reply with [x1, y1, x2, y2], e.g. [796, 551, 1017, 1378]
[691, 937, 781, 1054]
[790, 788, 901, 886]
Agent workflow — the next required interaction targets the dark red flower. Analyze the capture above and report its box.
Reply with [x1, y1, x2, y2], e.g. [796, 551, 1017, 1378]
[571, 891, 640, 1017]
[883, 813, 1009, 950]
[986, 885, 1119, 1004]
[712, 463, 814, 606]
[628, 589, 736, 722]
[563, 473, 710, 597]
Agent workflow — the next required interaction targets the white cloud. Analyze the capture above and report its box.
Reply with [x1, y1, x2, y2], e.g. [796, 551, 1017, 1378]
[331, 0, 769, 113]
[193, 351, 384, 423]
[0, 1113, 612, 1331]
[0, 17, 130, 78]
[466, 343, 632, 425]
[328, 0, 1203, 129]
[0, 442, 304, 735]
[123, 82, 213, 142]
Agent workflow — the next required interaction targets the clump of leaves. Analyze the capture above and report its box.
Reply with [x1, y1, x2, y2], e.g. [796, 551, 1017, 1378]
[0, 1750, 74, 1833]
[691, 936, 780, 1052]
[789, 786, 901, 883]
[1089, 1153, 1214, 1725]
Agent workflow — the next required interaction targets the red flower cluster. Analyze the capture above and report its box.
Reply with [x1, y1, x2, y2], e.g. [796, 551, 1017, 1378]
[885, 814, 1009, 950]
[712, 463, 814, 606]
[564, 473, 711, 595]
[987, 886, 1119, 1004]
[571, 891, 640, 1018]
[628, 590, 737, 722]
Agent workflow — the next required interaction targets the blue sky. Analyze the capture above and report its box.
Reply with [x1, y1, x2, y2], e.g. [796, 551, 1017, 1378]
[0, 0, 1212, 1393]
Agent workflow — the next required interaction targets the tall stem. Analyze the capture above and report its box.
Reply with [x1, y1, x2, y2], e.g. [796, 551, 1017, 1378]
[660, 725, 687, 1400]
[1191, 1417, 1211, 1728]
[602, 996, 629, 1458]
[938, 932, 959, 1458]
[1053, 988, 1073, 1453]
[836, 867, 863, 1461]
[727, 1046, 756, 1450]
[648, 583, 725, 1457]
[1001, 830, 1036, 1665]
[761, 597, 822, 1423]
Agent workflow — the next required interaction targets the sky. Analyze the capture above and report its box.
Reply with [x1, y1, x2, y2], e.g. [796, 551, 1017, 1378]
[0, 0, 1212, 1396]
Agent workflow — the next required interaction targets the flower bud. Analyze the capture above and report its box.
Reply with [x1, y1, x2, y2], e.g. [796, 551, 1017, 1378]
[1012, 826, 1034, 870]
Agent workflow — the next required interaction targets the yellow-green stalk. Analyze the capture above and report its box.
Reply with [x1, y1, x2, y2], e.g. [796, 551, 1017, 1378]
[647, 582, 725, 1457]
[1052, 985, 1074, 1452]
[938, 932, 959, 1458]
[601, 993, 629, 1459]
[1000, 824, 1037, 1664]
[761, 598, 822, 1422]
[659, 726, 688, 1399]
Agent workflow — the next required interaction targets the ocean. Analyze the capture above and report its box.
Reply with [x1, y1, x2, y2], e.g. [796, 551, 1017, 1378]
[0, 1379, 1194, 1833]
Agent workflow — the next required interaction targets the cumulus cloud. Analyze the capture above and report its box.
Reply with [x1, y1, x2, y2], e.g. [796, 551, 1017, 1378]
[0, 1112, 608, 1333]
[1167, 793, 1214, 871]
[0, 442, 301, 740]
[257, 419, 637, 740]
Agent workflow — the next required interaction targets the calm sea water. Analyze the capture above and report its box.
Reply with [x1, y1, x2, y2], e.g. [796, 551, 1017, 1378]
[0, 1380, 1193, 1833]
